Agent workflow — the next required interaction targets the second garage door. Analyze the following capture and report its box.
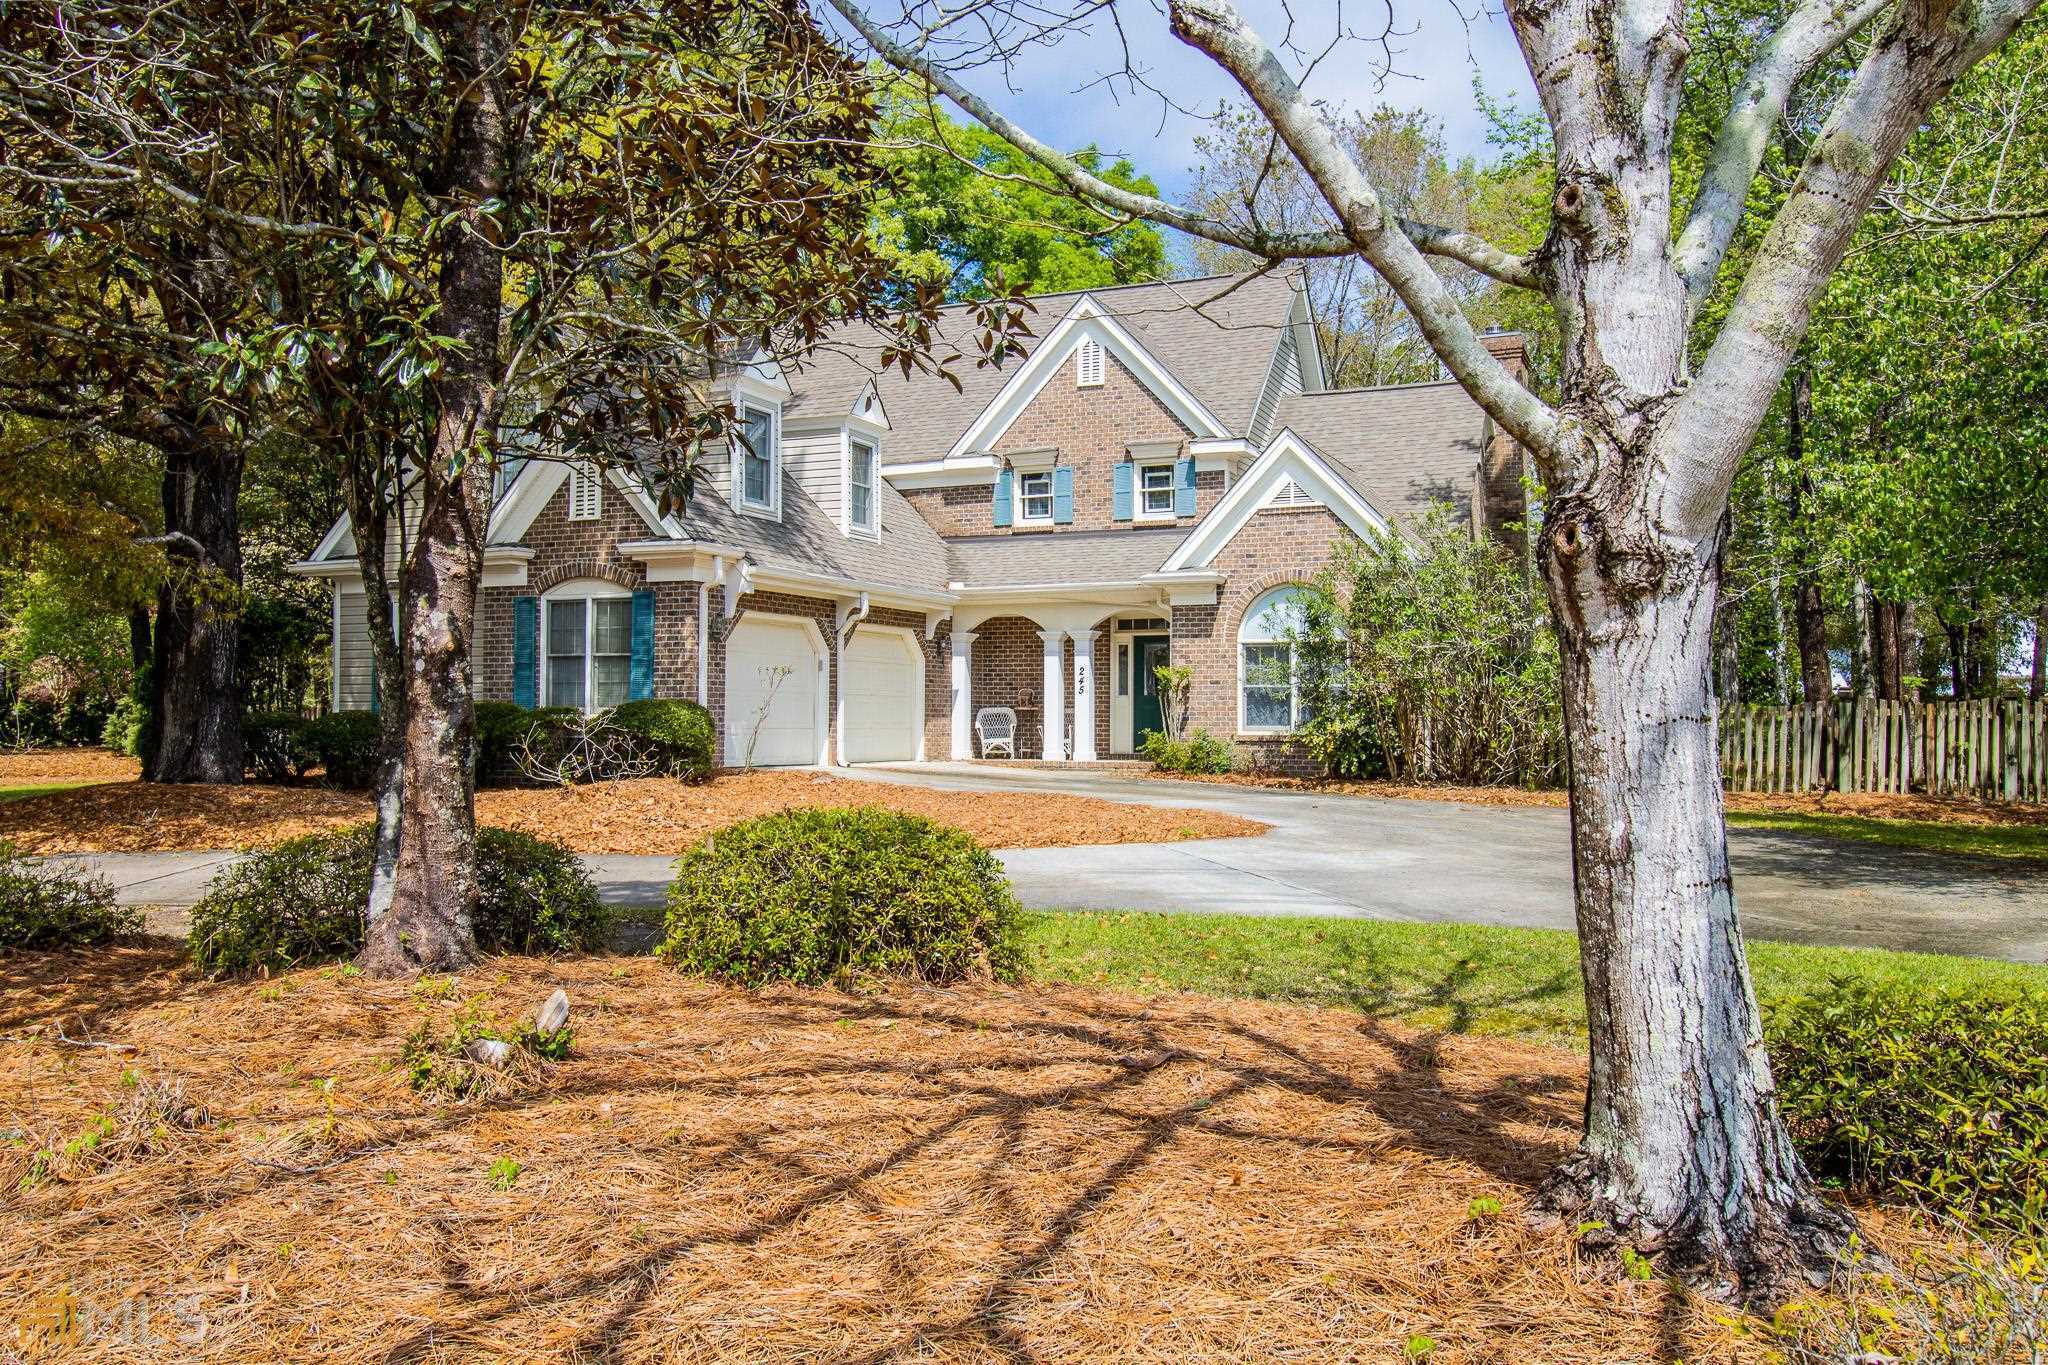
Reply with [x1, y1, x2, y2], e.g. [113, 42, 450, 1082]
[726, 616, 824, 767]
[841, 628, 922, 764]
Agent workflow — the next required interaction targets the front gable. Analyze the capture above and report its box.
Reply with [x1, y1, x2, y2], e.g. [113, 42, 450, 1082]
[489, 460, 669, 546]
[946, 295, 1230, 460]
[1160, 429, 1394, 572]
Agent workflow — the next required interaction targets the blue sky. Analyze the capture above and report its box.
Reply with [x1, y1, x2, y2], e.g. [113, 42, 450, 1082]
[894, 0, 1539, 201]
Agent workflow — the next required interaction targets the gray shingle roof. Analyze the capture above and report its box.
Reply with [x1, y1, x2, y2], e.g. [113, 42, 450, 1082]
[782, 271, 1303, 463]
[943, 528, 1184, 587]
[1271, 382, 1486, 536]
[668, 467, 952, 595]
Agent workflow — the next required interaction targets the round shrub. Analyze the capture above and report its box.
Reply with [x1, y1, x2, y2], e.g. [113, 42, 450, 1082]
[608, 698, 713, 781]
[0, 843, 141, 950]
[659, 807, 1023, 986]
[306, 710, 381, 789]
[189, 824, 609, 975]
[243, 710, 318, 782]
[1767, 978, 2048, 1229]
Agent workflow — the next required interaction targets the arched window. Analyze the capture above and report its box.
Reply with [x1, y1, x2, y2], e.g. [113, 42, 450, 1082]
[543, 578, 633, 711]
[1238, 586, 1314, 733]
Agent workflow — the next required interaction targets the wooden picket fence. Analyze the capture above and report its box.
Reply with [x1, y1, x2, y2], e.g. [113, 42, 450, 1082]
[1718, 698, 2048, 801]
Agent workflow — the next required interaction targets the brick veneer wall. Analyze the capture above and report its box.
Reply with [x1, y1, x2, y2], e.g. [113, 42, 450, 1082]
[1171, 505, 1356, 776]
[897, 349, 1227, 538]
[473, 477, 699, 706]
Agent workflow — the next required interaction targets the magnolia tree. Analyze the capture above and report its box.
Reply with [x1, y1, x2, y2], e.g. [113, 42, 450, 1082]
[829, 0, 2043, 1300]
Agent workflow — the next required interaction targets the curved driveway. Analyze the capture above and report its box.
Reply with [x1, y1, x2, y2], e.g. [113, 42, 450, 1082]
[853, 763, 2048, 965]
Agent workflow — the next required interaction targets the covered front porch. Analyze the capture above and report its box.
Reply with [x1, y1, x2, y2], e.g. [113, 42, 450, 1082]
[942, 579, 1214, 762]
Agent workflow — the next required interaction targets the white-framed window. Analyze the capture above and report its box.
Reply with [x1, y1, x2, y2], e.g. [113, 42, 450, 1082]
[1137, 462, 1176, 519]
[1238, 585, 1314, 733]
[1017, 469, 1054, 523]
[737, 404, 778, 514]
[1075, 337, 1105, 388]
[544, 582, 633, 711]
[849, 435, 878, 533]
[567, 463, 602, 520]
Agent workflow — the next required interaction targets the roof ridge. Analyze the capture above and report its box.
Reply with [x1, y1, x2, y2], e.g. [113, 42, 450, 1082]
[1292, 377, 1466, 397]
[933, 269, 1287, 316]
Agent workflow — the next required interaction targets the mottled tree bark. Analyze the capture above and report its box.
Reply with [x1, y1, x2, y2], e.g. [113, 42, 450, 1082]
[2032, 602, 2045, 702]
[355, 6, 505, 977]
[127, 604, 152, 676]
[146, 433, 245, 783]
[1872, 599, 1907, 701]
[1786, 372, 1831, 704]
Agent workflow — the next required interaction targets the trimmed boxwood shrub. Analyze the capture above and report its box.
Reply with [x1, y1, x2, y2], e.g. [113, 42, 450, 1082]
[243, 711, 318, 782]
[1767, 978, 2048, 1228]
[306, 709, 381, 789]
[608, 698, 713, 781]
[659, 807, 1022, 986]
[189, 824, 609, 975]
[0, 844, 141, 950]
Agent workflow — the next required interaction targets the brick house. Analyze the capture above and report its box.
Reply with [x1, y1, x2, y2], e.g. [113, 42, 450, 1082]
[296, 270, 1530, 773]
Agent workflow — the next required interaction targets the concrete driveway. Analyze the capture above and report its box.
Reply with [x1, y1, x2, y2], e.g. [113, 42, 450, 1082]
[50, 763, 2048, 964]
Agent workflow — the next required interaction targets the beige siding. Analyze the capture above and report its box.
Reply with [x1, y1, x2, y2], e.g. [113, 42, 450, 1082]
[335, 588, 376, 711]
[1248, 329, 1303, 445]
[782, 428, 845, 529]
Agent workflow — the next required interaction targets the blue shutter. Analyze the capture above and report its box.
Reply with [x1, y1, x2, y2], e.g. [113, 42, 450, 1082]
[1052, 465, 1075, 524]
[992, 467, 1014, 527]
[512, 596, 539, 708]
[628, 589, 655, 700]
[1173, 455, 1197, 517]
[1111, 461, 1134, 522]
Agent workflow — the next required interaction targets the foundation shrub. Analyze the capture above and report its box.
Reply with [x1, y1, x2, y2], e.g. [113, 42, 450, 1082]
[306, 710, 382, 789]
[189, 825, 607, 974]
[0, 844, 140, 949]
[659, 807, 1022, 986]
[1766, 978, 2048, 1228]
[243, 711, 318, 782]
[1140, 728, 1235, 775]
[607, 699, 713, 781]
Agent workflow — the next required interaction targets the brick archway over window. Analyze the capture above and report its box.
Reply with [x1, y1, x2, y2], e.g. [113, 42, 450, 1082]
[1220, 566, 1326, 639]
[531, 556, 641, 596]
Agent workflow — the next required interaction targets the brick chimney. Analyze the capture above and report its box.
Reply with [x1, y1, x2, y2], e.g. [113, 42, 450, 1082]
[1476, 328, 1531, 556]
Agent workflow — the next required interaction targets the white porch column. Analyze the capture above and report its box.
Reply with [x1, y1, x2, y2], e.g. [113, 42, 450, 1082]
[1069, 629, 1099, 762]
[950, 630, 977, 760]
[1038, 630, 1067, 761]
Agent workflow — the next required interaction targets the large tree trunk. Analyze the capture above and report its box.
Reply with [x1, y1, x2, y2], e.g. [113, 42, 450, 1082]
[355, 5, 505, 977]
[1534, 495, 1852, 1300]
[1871, 598, 1907, 701]
[1850, 577, 1873, 699]
[146, 433, 245, 784]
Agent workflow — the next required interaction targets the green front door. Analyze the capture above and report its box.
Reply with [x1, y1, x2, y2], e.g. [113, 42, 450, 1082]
[1130, 635, 1170, 747]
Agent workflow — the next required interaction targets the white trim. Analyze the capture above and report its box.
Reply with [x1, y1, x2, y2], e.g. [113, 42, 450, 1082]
[723, 611, 831, 769]
[846, 431, 880, 538]
[539, 578, 635, 713]
[482, 459, 665, 547]
[1236, 585, 1314, 735]
[1014, 468, 1055, 525]
[881, 455, 1000, 490]
[837, 623, 925, 765]
[731, 400, 783, 521]
[1158, 428, 1394, 572]
[696, 583, 709, 706]
[1074, 336, 1105, 388]
[567, 463, 602, 520]
[945, 296, 1229, 460]
[1109, 624, 1174, 755]
[1134, 460, 1177, 522]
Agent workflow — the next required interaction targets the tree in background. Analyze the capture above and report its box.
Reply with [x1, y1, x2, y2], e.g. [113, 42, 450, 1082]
[872, 80, 1168, 298]
[1185, 102, 1553, 389]
[835, 0, 2044, 1297]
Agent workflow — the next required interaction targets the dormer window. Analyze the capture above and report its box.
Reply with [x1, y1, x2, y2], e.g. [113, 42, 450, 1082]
[849, 436, 878, 534]
[737, 404, 778, 515]
[567, 463, 602, 520]
[1075, 337, 1105, 388]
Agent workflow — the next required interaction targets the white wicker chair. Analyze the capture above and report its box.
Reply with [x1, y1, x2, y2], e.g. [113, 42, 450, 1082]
[974, 706, 1019, 759]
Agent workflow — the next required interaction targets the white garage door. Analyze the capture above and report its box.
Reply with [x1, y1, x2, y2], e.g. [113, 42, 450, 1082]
[726, 617, 823, 767]
[842, 628, 921, 764]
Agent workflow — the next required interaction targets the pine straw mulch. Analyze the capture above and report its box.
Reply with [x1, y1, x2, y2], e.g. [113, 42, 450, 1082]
[0, 748, 140, 785]
[1136, 768, 2048, 826]
[0, 946, 1840, 1364]
[0, 771, 1265, 856]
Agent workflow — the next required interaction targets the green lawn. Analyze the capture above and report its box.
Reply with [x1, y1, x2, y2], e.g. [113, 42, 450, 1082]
[1726, 807, 2048, 861]
[0, 780, 107, 804]
[1019, 910, 2048, 1048]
